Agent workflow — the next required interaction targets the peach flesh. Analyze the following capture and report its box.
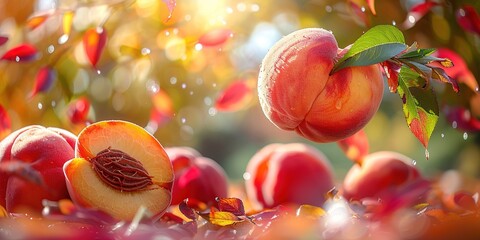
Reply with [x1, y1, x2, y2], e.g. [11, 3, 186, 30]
[258, 28, 384, 143]
[0, 125, 75, 213]
[245, 143, 335, 210]
[166, 147, 228, 205]
[63, 120, 174, 220]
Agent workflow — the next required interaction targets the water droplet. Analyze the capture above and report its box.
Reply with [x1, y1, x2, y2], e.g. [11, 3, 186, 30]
[189, 90, 194, 95]
[475, 87, 479, 92]
[181, 117, 186, 124]
[15, 56, 20, 62]
[212, 83, 217, 88]
[58, 34, 69, 44]
[408, 15, 416, 24]
[361, 6, 366, 12]
[204, 97, 212, 106]
[452, 121, 458, 129]
[208, 107, 217, 116]
[250, 4, 260, 12]
[169, 77, 177, 85]
[392, 20, 396, 26]
[243, 172, 251, 181]
[51, 101, 56, 107]
[425, 149, 430, 160]
[181, 83, 187, 89]
[47, 45, 55, 54]
[325, 5, 333, 13]
[141, 48, 151, 56]
[146, 80, 160, 94]
[37, 102, 43, 110]
[194, 43, 203, 51]
[441, 133, 445, 138]
[412, 160, 417, 166]
[335, 100, 342, 110]
[226, 7, 234, 14]
[96, 69, 102, 75]
[463, 132, 468, 140]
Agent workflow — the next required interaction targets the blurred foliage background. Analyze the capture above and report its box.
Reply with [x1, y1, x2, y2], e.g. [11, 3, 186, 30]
[0, 0, 479, 184]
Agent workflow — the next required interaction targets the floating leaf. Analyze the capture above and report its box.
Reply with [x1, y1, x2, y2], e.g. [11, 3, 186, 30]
[348, 0, 370, 27]
[402, 1, 440, 29]
[337, 129, 369, 164]
[1, 44, 38, 62]
[179, 199, 197, 220]
[162, 0, 177, 21]
[215, 80, 253, 112]
[26, 13, 51, 30]
[456, 5, 480, 36]
[0, 105, 11, 140]
[62, 11, 74, 38]
[397, 66, 439, 149]
[82, 27, 107, 68]
[216, 197, 245, 216]
[444, 106, 480, 132]
[0, 36, 8, 46]
[198, 29, 233, 47]
[432, 48, 478, 92]
[29, 66, 57, 98]
[208, 210, 243, 227]
[367, 0, 376, 15]
[331, 25, 406, 74]
[67, 97, 91, 125]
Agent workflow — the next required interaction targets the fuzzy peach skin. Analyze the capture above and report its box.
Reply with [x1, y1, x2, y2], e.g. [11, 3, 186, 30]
[0, 125, 76, 213]
[245, 143, 335, 210]
[165, 147, 228, 205]
[63, 120, 174, 220]
[258, 28, 384, 143]
[342, 151, 426, 201]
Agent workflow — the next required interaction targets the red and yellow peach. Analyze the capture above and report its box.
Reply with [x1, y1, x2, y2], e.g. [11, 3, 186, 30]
[258, 28, 384, 143]
[0, 125, 76, 213]
[244, 143, 335, 210]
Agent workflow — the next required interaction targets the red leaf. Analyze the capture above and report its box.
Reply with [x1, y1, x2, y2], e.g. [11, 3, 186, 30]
[179, 199, 197, 220]
[29, 66, 56, 98]
[216, 197, 245, 216]
[215, 80, 253, 112]
[456, 5, 480, 35]
[433, 48, 478, 92]
[162, 0, 177, 22]
[402, 1, 440, 29]
[198, 29, 233, 47]
[0, 105, 11, 141]
[1, 44, 38, 62]
[26, 13, 51, 30]
[381, 61, 401, 92]
[82, 27, 107, 68]
[67, 97, 91, 125]
[0, 36, 8, 46]
[348, 0, 370, 27]
[337, 129, 369, 164]
[409, 110, 430, 148]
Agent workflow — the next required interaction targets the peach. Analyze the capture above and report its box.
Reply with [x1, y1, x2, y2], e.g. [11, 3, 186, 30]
[63, 120, 174, 220]
[258, 28, 384, 143]
[342, 151, 427, 201]
[244, 143, 335, 210]
[0, 125, 76, 213]
[165, 147, 228, 205]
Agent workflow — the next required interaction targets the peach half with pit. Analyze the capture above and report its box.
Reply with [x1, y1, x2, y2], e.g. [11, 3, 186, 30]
[244, 143, 335, 210]
[63, 120, 174, 220]
[258, 28, 384, 143]
[0, 125, 76, 214]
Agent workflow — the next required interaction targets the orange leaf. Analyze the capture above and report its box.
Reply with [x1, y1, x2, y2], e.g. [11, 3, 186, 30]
[26, 13, 51, 30]
[1, 44, 38, 62]
[150, 89, 174, 126]
[208, 210, 243, 226]
[198, 28, 233, 47]
[216, 197, 245, 216]
[82, 27, 107, 68]
[162, 0, 176, 21]
[367, 0, 376, 15]
[215, 80, 253, 112]
[295, 204, 326, 218]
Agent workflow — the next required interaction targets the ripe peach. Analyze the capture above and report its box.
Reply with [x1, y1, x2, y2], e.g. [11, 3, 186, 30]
[244, 143, 335, 210]
[63, 120, 174, 220]
[342, 151, 426, 201]
[258, 28, 384, 143]
[165, 147, 228, 205]
[0, 125, 76, 213]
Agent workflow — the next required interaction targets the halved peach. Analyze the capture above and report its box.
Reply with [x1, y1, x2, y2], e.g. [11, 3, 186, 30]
[63, 120, 174, 220]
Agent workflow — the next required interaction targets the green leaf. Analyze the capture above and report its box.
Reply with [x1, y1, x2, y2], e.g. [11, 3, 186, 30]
[397, 66, 439, 149]
[331, 25, 407, 74]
